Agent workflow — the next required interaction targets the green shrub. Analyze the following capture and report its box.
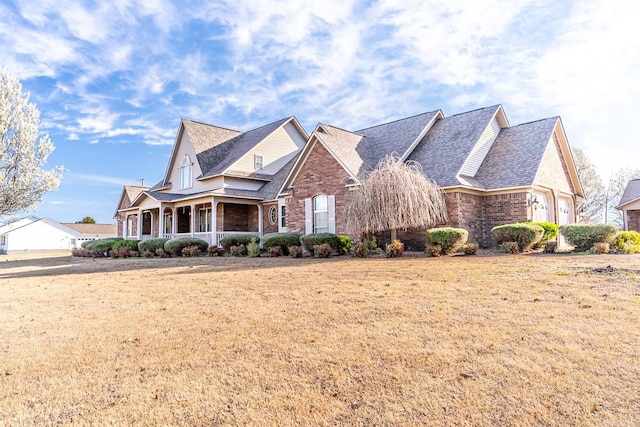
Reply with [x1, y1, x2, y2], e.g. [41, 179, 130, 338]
[313, 243, 333, 258]
[247, 238, 261, 257]
[611, 231, 640, 251]
[559, 224, 617, 252]
[424, 244, 443, 257]
[491, 223, 544, 252]
[530, 221, 559, 241]
[288, 245, 303, 258]
[163, 237, 209, 256]
[385, 240, 405, 258]
[85, 238, 123, 253]
[337, 235, 353, 255]
[362, 236, 382, 253]
[426, 227, 468, 255]
[138, 238, 169, 253]
[181, 245, 202, 257]
[351, 242, 369, 258]
[113, 239, 141, 251]
[219, 234, 260, 251]
[619, 243, 640, 254]
[82, 237, 122, 249]
[300, 233, 339, 255]
[543, 240, 557, 254]
[261, 233, 301, 255]
[499, 241, 519, 254]
[462, 243, 479, 255]
[589, 242, 610, 254]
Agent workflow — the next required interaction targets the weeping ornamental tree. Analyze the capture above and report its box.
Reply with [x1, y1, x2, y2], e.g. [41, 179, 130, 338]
[0, 68, 64, 217]
[348, 155, 448, 241]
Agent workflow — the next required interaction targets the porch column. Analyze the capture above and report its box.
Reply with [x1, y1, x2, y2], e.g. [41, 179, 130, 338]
[123, 214, 128, 239]
[190, 204, 196, 237]
[150, 211, 155, 237]
[158, 204, 164, 239]
[172, 207, 177, 237]
[258, 204, 263, 239]
[212, 199, 218, 246]
[137, 209, 143, 239]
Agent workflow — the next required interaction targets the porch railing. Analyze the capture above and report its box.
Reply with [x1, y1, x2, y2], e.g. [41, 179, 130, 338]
[151, 231, 260, 246]
[215, 231, 260, 246]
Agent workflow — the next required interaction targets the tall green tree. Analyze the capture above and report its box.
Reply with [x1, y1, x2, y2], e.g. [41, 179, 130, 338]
[0, 67, 64, 217]
[76, 216, 96, 224]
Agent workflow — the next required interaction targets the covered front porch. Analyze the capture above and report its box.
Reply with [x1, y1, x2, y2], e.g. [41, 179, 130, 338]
[123, 198, 262, 246]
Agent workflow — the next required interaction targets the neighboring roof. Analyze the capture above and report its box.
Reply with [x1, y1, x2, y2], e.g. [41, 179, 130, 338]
[0, 216, 39, 234]
[407, 105, 501, 187]
[474, 117, 558, 190]
[113, 185, 150, 218]
[616, 178, 640, 208]
[61, 223, 117, 236]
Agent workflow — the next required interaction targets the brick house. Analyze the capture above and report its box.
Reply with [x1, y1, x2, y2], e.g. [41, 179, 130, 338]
[616, 179, 640, 232]
[115, 105, 583, 248]
[279, 105, 583, 248]
[114, 117, 308, 245]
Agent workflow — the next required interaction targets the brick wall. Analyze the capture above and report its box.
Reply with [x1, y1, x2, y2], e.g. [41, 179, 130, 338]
[116, 193, 132, 237]
[221, 203, 259, 232]
[287, 141, 353, 235]
[262, 202, 279, 234]
[481, 192, 529, 245]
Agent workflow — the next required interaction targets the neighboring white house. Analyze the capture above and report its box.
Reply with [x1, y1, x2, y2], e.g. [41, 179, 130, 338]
[0, 217, 117, 254]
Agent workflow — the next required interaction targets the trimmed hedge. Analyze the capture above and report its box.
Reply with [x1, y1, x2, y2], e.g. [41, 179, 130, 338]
[85, 238, 124, 252]
[113, 239, 140, 251]
[491, 223, 544, 252]
[138, 238, 169, 253]
[300, 233, 340, 255]
[164, 237, 209, 256]
[219, 234, 260, 251]
[559, 224, 617, 252]
[261, 232, 302, 255]
[530, 221, 559, 243]
[426, 227, 468, 255]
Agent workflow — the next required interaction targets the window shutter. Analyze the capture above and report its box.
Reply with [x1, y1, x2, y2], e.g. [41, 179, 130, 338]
[328, 195, 336, 234]
[278, 198, 287, 232]
[304, 198, 312, 234]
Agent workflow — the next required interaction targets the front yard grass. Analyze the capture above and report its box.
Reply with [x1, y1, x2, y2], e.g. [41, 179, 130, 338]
[0, 253, 638, 425]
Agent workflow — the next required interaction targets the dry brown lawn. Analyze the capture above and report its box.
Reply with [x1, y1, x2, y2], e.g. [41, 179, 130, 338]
[0, 251, 638, 426]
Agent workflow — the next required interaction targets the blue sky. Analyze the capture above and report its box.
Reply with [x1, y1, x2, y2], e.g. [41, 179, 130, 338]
[1, 0, 638, 224]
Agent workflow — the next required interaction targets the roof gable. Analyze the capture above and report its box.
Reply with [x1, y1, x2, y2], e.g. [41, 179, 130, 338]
[407, 105, 502, 187]
[617, 178, 640, 208]
[113, 185, 149, 218]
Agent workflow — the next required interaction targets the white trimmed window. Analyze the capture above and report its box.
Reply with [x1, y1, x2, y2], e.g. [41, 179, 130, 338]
[313, 195, 329, 233]
[254, 154, 264, 170]
[180, 155, 193, 189]
[268, 206, 278, 225]
[199, 208, 212, 232]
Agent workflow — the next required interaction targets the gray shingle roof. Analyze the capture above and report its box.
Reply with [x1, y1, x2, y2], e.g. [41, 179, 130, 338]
[474, 117, 558, 190]
[194, 118, 291, 178]
[618, 178, 640, 207]
[407, 105, 500, 187]
[182, 120, 241, 178]
[317, 111, 441, 178]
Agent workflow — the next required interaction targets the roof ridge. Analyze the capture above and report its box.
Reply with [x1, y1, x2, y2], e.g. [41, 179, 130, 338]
[183, 118, 241, 133]
[511, 116, 559, 127]
[318, 123, 363, 136]
[356, 110, 440, 132]
[240, 117, 291, 135]
[447, 104, 500, 118]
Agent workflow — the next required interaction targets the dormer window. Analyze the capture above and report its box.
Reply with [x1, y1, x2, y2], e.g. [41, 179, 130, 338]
[180, 155, 193, 189]
[254, 154, 264, 170]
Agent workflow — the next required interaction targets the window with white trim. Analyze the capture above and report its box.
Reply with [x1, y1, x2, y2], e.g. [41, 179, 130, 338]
[199, 208, 212, 232]
[268, 206, 277, 225]
[180, 155, 193, 189]
[280, 205, 286, 228]
[254, 154, 264, 170]
[313, 195, 328, 233]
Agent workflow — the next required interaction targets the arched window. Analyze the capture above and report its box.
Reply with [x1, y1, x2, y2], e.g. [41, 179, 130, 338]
[180, 155, 192, 189]
[313, 195, 328, 233]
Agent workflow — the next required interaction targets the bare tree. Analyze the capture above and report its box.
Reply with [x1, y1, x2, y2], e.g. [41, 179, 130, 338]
[605, 167, 640, 228]
[571, 147, 605, 222]
[347, 155, 448, 241]
[0, 68, 64, 217]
